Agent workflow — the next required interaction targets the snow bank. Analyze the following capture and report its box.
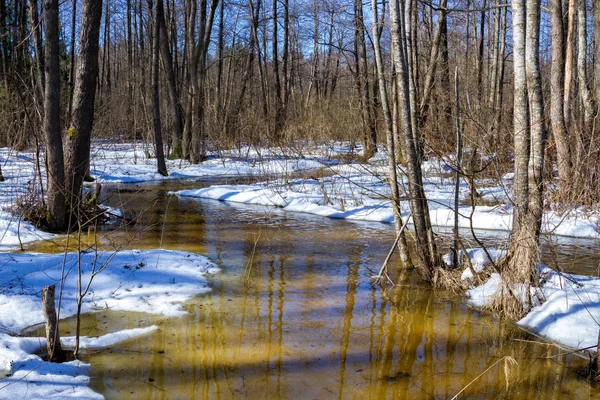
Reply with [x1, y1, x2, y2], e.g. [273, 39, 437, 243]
[459, 249, 600, 353]
[173, 175, 600, 239]
[0, 327, 158, 400]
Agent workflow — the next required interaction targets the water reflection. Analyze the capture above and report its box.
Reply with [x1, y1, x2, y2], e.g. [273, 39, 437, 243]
[24, 183, 600, 398]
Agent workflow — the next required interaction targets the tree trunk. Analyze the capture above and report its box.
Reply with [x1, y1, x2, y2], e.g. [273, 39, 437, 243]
[371, 0, 411, 270]
[419, 0, 447, 122]
[354, 0, 376, 159]
[389, 0, 438, 281]
[576, 0, 594, 139]
[67, 0, 78, 120]
[564, 0, 576, 128]
[507, 0, 545, 312]
[272, 0, 283, 140]
[65, 0, 104, 212]
[157, 0, 183, 159]
[594, 1, 600, 113]
[43, 0, 67, 232]
[151, 0, 168, 176]
[549, 0, 571, 182]
[29, 0, 45, 101]
[42, 285, 65, 362]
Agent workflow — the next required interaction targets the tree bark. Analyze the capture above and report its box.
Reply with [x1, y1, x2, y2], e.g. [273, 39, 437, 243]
[507, 0, 545, 309]
[43, 0, 67, 232]
[564, 0, 576, 128]
[594, 1, 600, 113]
[29, 0, 45, 101]
[389, 0, 438, 281]
[549, 0, 571, 182]
[576, 0, 594, 135]
[151, 0, 168, 176]
[354, 0, 376, 159]
[272, 0, 284, 140]
[157, 0, 183, 159]
[371, 0, 411, 270]
[42, 285, 65, 362]
[65, 0, 104, 211]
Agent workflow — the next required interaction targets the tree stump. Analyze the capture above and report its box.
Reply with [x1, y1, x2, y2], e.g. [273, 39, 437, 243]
[42, 285, 65, 362]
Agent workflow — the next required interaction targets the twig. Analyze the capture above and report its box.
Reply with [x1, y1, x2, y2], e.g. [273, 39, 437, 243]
[450, 356, 517, 399]
[373, 212, 412, 284]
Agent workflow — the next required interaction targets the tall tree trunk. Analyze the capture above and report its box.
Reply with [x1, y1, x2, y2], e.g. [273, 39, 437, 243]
[65, 0, 104, 210]
[476, 0, 486, 106]
[564, 0, 576, 128]
[67, 0, 77, 120]
[43, 0, 67, 231]
[272, 0, 284, 140]
[371, 0, 411, 270]
[550, 0, 571, 182]
[305, 2, 319, 107]
[29, 0, 45, 101]
[151, 0, 168, 176]
[507, 0, 545, 312]
[224, 0, 258, 141]
[216, 0, 224, 117]
[525, 0, 546, 239]
[281, 0, 289, 115]
[157, 0, 183, 159]
[354, 0, 376, 159]
[576, 0, 594, 136]
[389, 0, 438, 281]
[419, 0, 447, 127]
[594, 0, 600, 113]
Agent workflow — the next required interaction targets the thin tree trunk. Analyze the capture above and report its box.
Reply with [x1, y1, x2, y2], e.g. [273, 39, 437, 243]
[157, 0, 183, 159]
[151, 0, 168, 176]
[476, 0, 486, 106]
[550, 0, 571, 181]
[564, 0, 576, 127]
[281, 0, 289, 114]
[577, 0, 594, 134]
[29, 0, 45, 100]
[67, 0, 78, 120]
[354, 0, 376, 158]
[419, 0, 447, 120]
[594, 0, 600, 113]
[272, 0, 283, 139]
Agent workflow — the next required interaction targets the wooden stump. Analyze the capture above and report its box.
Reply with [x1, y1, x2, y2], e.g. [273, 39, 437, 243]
[42, 285, 65, 362]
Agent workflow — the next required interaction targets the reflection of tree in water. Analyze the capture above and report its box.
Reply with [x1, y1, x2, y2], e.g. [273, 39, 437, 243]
[86, 188, 592, 399]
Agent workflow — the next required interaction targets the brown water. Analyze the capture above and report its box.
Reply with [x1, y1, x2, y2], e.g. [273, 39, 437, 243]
[27, 181, 600, 399]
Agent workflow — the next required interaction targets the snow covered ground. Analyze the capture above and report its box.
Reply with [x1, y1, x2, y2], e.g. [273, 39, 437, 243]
[173, 158, 600, 239]
[0, 250, 218, 399]
[1, 141, 600, 397]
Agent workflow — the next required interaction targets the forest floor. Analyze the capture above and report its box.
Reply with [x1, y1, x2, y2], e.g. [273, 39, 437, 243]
[0, 141, 599, 398]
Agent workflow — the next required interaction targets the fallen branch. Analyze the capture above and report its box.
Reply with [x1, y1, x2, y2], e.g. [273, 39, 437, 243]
[373, 212, 412, 284]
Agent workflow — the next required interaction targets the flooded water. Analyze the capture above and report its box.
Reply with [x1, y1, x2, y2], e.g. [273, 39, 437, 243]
[27, 180, 600, 399]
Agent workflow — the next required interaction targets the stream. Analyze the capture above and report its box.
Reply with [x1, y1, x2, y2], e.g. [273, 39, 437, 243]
[27, 179, 600, 399]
